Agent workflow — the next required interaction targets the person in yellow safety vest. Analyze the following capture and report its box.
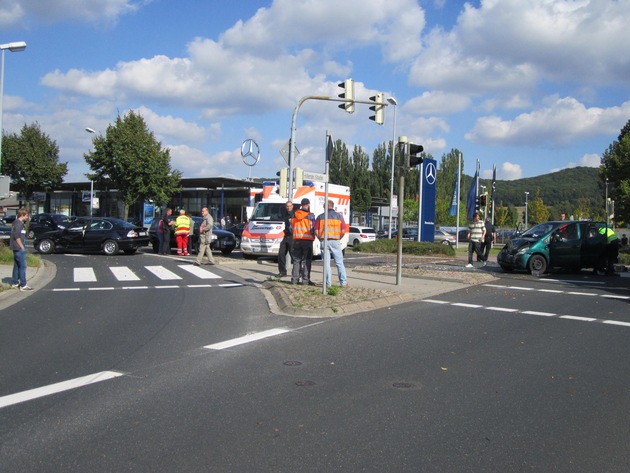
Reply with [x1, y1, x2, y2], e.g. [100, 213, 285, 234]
[598, 226, 619, 275]
[316, 200, 348, 287]
[291, 198, 316, 285]
[174, 209, 191, 256]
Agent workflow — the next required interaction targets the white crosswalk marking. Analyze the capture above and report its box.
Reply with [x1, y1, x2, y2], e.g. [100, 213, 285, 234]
[144, 265, 183, 280]
[110, 266, 141, 281]
[177, 264, 221, 279]
[74, 267, 97, 282]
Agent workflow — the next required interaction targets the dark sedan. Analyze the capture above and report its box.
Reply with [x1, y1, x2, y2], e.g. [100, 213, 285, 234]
[27, 213, 71, 239]
[148, 216, 237, 255]
[34, 217, 149, 255]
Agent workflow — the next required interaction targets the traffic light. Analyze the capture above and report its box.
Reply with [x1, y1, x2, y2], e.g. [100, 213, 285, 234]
[408, 143, 424, 167]
[338, 78, 355, 114]
[479, 194, 487, 207]
[369, 92, 384, 125]
[475, 196, 480, 211]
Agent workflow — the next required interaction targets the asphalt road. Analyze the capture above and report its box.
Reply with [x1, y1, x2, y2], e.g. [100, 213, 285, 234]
[1, 251, 629, 472]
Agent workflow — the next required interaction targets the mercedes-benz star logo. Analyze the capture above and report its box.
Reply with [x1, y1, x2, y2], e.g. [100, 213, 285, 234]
[425, 162, 437, 185]
[241, 139, 260, 167]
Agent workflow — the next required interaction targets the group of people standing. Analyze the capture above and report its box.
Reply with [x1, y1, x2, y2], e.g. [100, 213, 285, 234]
[156, 207, 215, 265]
[277, 198, 348, 287]
[466, 212, 496, 268]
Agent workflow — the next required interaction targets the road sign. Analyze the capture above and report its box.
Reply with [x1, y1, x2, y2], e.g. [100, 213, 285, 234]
[280, 140, 299, 165]
[303, 171, 328, 183]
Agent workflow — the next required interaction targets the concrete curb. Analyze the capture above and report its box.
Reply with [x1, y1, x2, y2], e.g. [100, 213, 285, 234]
[0, 259, 57, 311]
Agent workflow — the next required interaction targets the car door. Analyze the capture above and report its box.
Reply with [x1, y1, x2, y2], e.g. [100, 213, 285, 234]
[82, 219, 113, 250]
[548, 222, 581, 269]
[581, 222, 607, 269]
[62, 218, 89, 248]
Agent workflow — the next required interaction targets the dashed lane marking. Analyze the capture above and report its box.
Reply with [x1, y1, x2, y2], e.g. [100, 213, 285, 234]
[110, 266, 141, 281]
[74, 267, 97, 282]
[484, 283, 629, 300]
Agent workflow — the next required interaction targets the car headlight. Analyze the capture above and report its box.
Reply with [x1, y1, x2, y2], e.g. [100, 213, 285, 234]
[211, 234, 218, 241]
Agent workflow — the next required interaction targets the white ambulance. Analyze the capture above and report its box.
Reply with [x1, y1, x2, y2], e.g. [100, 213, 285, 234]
[241, 180, 351, 259]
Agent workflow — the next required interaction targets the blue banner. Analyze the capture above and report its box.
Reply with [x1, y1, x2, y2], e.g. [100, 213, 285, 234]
[466, 169, 478, 220]
[421, 158, 437, 242]
[449, 168, 459, 216]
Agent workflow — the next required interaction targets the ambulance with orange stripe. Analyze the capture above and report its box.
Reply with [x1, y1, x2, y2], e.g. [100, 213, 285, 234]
[241, 179, 351, 259]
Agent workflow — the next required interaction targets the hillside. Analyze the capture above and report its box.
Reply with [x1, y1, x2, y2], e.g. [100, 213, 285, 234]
[476, 166, 603, 208]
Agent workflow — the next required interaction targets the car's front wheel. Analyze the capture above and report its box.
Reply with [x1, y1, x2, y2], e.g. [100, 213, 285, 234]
[102, 240, 119, 256]
[353, 239, 360, 246]
[528, 254, 547, 274]
[37, 239, 55, 254]
[221, 248, 234, 255]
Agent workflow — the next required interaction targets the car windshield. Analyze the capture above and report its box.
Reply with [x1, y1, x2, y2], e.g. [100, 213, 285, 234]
[520, 222, 557, 239]
[51, 215, 70, 224]
[251, 203, 285, 221]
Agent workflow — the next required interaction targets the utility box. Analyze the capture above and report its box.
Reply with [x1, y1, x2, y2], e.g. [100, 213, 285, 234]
[0, 175, 11, 199]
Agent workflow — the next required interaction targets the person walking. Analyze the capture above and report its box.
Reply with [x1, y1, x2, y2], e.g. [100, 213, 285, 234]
[10, 208, 32, 291]
[276, 200, 294, 278]
[482, 218, 496, 262]
[174, 209, 191, 256]
[291, 198, 316, 285]
[195, 207, 216, 266]
[466, 212, 486, 268]
[159, 208, 173, 255]
[316, 200, 348, 287]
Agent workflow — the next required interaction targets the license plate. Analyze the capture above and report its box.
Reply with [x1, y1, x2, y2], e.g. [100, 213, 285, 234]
[138, 231, 146, 236]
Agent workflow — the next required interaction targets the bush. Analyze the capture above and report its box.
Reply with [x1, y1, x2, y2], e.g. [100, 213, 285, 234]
[351, 238, 455, 257]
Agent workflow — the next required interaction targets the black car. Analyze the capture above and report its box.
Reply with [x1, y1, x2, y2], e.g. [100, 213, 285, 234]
[0, 222, 11, 241]
[148, 216, 237, 255]
[34, 217, 149, 255]
[27, 213, 71, 239]
[226, 223, 245, 248]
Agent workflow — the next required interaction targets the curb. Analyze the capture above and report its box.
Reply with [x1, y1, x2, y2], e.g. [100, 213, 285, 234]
[0, 259, 57, 311]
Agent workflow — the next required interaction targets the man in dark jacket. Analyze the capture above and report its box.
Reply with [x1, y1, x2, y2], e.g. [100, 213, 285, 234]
[291, 198, 316, 285]
[159, 208, 173, 255]
[276, 200, 294, 278]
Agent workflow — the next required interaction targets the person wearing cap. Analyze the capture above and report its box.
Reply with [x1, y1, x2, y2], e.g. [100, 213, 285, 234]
[316, 200, 348, 287]
[276, 200, 295, 278]
[174, 209, 191, 256]
[291, 198, 316, 285]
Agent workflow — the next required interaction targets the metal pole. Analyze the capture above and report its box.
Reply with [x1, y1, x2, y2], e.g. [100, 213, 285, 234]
[0, 49, 5, 174]
[417, 162, 422, 241]
[396, 138, 407, 286]
[456, 152, 461, 249]
[322, 131, 330, 295]
[387, 97, 397, 238]
[525, 192, 529, 229]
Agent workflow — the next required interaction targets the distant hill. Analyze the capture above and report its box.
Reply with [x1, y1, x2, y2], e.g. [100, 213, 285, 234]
[476, 166, 603, 209]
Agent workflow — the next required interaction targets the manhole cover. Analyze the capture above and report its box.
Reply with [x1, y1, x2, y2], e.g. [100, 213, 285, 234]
[295, 380, 316, 387]
[283, 361, 302, 366]
[392, 382, 415, 389]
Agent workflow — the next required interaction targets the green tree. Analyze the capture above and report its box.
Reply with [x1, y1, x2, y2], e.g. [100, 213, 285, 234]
[494, 201, 510, 227]
[573, 197, 591, 220]
[370, 142, 390, 199]
[528, 188, 550, 224]
[600, 118, 630, 224]
[352, 188, 371, 214]
[329, 139, 352, 187]
[402, 198, 418, 224]
[2, 122, 68, 203]
[84, 110, 181, 220]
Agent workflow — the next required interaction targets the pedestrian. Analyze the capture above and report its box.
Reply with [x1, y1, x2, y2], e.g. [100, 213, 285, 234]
[598, 226, 620, 275]
[466, 212, 486, 268]
[174, 209, 191, 256]
[291, 198, 316, 285]
[195, 207, 216, 266]
[560, 213, 566, 221]
[159, 208, 173, 254]
[220, 216, 226, 229]
[187, 211, 195, 255]
[276, 200, 294, 278]
[316, 200, 348, 287]
[10, 208, 32, 291]
[481, 218, 496, 262]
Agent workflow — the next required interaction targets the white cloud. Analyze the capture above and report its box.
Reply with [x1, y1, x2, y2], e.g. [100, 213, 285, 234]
[465, 98, 630, 147]
[551, 152, 601, 173]
[405, 91, 471, 116]
[500, 162, 522, 181]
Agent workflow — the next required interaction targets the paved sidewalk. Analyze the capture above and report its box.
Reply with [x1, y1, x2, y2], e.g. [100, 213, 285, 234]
[0, 259, 57, 310]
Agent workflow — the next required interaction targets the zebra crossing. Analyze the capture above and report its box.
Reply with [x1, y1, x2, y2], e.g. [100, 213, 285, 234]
[53, 264, 241, 292]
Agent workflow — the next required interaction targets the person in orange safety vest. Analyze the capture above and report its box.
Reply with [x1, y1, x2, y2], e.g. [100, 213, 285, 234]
[174, 209, 191, 256]
[291, 198, 316, 285]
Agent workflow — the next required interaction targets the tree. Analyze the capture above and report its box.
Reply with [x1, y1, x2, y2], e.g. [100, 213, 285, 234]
[84, 111, 181, 220]
[528, 188, 550, 224]
[600, 118, 630, 224]
[329, 139, 352, 187]
[2, 122, 68, 202]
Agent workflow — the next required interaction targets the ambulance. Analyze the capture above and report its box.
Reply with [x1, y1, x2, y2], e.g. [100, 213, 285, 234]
[241, 179, 351, 259]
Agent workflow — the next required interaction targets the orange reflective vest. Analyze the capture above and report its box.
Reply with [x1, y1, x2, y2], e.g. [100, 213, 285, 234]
[316, 209, 346, 240]
[292, 209, 315, 241]
[174, 215, 191, 235]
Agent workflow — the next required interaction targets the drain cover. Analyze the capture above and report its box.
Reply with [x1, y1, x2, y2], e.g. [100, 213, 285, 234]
[295, 380, 315, 387]
[392, 382, 415, 389]
[283, 361, 302, 366]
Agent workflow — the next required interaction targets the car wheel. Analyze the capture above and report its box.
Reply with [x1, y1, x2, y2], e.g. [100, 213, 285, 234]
[124, 248, 138, 255]
[27, 229, 35, 239]
[441, 240, 450, 245]
[353, 238, 360, 246]
[102, 239, 119, 256]
[221, 248, 233, 255]
[235, 236, 241, 248]
[37, 239, 55, 254]
[528, 254, 547, 274]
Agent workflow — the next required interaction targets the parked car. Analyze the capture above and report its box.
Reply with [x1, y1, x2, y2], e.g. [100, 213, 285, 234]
[390, 227, 418, 241]
[148, 216, 237, 255]
[27, 213, 71, 239]
[1, 215, 16, 225]
[0, 222, 11, 241]
[497, 220, 608, 274]
[34, 217, 149, 255]
[226, 222, 246, 248]
[348, 226, 377, 246]
[434, 228, 457, 245]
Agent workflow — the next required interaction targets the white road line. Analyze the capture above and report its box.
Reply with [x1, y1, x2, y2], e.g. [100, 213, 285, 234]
[424, 299, 450, 304]
[486, 306, 519, 312]
[52, 288, 80, 292]
[74, 267, 97, 282]
[538, 289, 564, 293]
[0, 371, 123, 409]
[178, 264, 221, 279]
[567, 291, 597, 296]
[205, 328, 290, 350]
[123, 286, 149, 290]
[603, 320, 630, 327]
[452, 303, 483, 308]
[110, 266, 141, 281]
[219, 283, 244, 288]
[145, 266, 182, 280]
[560, 315, 597, 322]
[88, 287, 115, 291]
[186, 284, 213, 288]
[601, 294, 630, 300]
[507, 286, 535, 291]
[522, 310, 556, 317]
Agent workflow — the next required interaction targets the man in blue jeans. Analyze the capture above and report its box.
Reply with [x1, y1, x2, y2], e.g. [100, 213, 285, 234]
[315, 200, 348, 287]
[10, 208, 32, 291]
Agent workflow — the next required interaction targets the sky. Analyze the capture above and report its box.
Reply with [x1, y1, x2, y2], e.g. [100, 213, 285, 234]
[1, 0, 629, 184]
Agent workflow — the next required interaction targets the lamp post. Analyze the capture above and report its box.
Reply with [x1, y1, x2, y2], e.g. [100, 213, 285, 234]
[0, 41, 27, 174]
[524, 191, 529, 229]
[85, 127, 97, 216]
[387, 96, 397, 238]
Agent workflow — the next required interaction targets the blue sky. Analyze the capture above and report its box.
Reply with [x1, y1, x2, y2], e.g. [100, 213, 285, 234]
[1, 0, 629, 183]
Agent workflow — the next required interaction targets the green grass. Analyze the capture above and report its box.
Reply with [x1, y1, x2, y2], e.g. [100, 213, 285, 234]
[351, 239, 456, 257]
[0, 243, 41, 267]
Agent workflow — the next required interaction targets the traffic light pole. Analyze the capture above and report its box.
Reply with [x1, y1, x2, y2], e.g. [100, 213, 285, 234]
[288, 95, 388, 198]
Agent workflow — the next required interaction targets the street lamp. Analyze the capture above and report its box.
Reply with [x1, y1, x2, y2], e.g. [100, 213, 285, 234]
[387, 96, 397, 238]
[0, 41, 27, 174]
[85, 127, 98, 216]
[524, 191, 529, 229]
